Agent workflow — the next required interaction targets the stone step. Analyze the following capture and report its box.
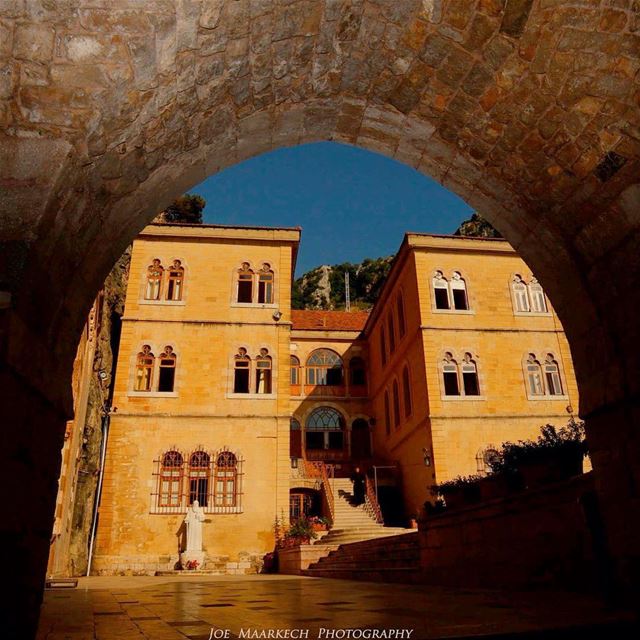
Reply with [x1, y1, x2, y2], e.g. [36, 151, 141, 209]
[304, 532, 421, 582]
[322, 544, 419, 560]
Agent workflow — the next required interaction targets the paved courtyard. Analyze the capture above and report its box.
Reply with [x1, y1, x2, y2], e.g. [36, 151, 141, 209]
[36, 575, 637, 640]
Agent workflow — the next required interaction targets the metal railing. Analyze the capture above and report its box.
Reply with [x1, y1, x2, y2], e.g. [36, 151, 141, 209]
[364, 475, 384, 524]
[298, 460, 335, 523]
[320, 462, 335, 523]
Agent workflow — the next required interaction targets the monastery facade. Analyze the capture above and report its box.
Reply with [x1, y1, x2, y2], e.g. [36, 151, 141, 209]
[91, 223, 578, 574]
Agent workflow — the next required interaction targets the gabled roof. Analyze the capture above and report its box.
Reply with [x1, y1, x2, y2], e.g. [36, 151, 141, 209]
[291, 310, 369, 331]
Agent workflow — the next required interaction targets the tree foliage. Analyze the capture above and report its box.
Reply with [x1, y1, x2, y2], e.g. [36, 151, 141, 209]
[156, 194, 206, 224]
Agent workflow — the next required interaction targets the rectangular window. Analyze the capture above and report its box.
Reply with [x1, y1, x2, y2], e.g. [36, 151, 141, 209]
[255, 361, 272, 394]
[327, 431, 344, 450]
[234, 364, 250, 393]
[388, 315, 396, 352]
[257, 274, 274, 304]
[452, 288, 468, 310]
[545, 369, 563, 395]
[527, 367, 544, 395]
[306, 432, 324, 450]
[158, 363, 175, 392]
[443, 368, 460, 396]
[434, 287, 450, 310]
[290, 366, 299, 385]
[462, 371, 479, 395]
[380, 329, 387, 366]
[189, 477, 209, 507]
[237, 277, 253, 303]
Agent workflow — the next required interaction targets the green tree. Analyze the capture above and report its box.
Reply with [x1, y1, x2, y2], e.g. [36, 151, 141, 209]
[158, 194, 206, 224]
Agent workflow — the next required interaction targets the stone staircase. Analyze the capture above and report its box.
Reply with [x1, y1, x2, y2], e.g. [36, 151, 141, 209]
[316, 477, 414, 545]
[303, 530, 421, 583]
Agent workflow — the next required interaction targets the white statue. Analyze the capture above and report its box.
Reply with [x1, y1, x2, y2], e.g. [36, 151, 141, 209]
[184, 500, 205, 552]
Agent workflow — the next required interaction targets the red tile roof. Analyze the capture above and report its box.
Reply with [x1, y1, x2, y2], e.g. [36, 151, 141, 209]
[291, 310, 369, 331]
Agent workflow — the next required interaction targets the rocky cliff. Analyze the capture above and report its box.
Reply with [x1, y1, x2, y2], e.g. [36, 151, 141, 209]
[292, 257, 393, 310]
[67, 249, 130, 576]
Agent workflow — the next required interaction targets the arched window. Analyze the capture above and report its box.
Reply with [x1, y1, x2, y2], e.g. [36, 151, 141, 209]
[188, 450, 210, 506]
[397, 293, 406, 338]
[306, 407, 344, 451]
[402, 365, 412, 417]
[255, 348, 272, 394]
[233, 348, 250, 393]
[384, 390, 391, 436]
[290, 418, 302, 458]
[158, 346, 176, 392]
[159, 450, 183, 507]
[544, 354, 563, 395]
[512, 274, 530, 312]
[306, 349, 343, 386]
[166, 259, 184, 301]
[145, 259, 164, 300]
[290, 355, 301, 387]
[237, 262, 254, 303]
[476, 446, 500, 476]
[450, 272, 469, 310]
[442, 352, 460, 396]
[135, 345, 154, 391]
[433, 271, 450, 310]
[529, 277, 547, 313]
[461, 353, 480, 396]
[525, 353, 544, 396]
[392, 379, 401, 429]
[349, 357, 366, 387]
[257, 263, 274, 304]
[387, 314, 396, 352]
[214, 451, 238, 507]
[380, 327, 387, 366]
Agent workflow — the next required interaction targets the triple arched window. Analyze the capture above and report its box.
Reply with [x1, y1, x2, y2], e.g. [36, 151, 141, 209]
[433, 271, 469, 311]
[525, 353, 564, 397]
[233, 348, 273, 394]
[134, 345, 177, 393]
[144, 259, 185, 301]
[512, 275, 548, 313]
[235, 262, 275, 304]
[153, 448, 242, 513]
[441, 352, 480, 397]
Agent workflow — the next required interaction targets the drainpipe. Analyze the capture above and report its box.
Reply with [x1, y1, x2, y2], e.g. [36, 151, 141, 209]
[86, 409, 110, 576]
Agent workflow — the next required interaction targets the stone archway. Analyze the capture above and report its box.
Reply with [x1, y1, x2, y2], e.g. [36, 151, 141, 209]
[1, 1, 639, 636]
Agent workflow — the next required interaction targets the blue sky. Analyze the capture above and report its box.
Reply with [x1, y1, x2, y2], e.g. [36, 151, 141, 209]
[190, 142, 474, 276]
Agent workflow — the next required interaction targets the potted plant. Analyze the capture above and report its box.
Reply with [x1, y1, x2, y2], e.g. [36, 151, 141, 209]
[277, 517, 318, 548]
[498, 420, 587, 489]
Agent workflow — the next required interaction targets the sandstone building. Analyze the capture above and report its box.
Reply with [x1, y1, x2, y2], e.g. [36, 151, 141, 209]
[90, 223, 578, 574]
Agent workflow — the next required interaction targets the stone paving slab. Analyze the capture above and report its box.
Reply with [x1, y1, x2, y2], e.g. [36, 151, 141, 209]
[36, 575, 637, 640]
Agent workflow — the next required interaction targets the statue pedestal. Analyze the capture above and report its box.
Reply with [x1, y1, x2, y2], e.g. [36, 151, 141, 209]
[179, 550, 205, 570]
